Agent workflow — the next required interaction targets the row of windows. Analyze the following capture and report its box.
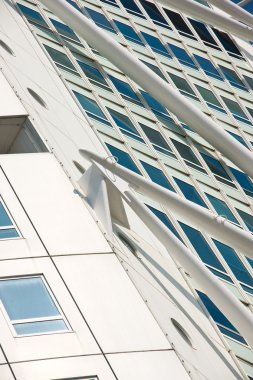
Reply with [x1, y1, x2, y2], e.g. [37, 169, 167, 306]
[18, 3, 253, 133]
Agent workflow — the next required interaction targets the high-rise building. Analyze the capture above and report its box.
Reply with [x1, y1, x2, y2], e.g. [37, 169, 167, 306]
[0, 0, 253, 378]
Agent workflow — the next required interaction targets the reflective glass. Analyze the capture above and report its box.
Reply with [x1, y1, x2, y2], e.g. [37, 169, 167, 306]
[0, 203, 12, 227]
[77, 60, 108, 87]
[213, 240, 253, 287]
[189, 19, 219, 48]
[85, 8, 116, 33]
[173, 177, 207, 208]
[17, 4, 48, 29]
[171, 139, 202, 167]
[50, 19, 80, 42]
[107, 108, 141, 138]
[0, 229, 19, 239]
[168, 43, 197, 69]
[164, 9, 195, 38]
[141, 32, 171, 58]
[44, 45, 78, 74]
[221, 96, 249, 123]
[169, 74, 198, 100]
[212, 28, 243, 58]
[219, 65, 247, 91]
[243, 75, 253, 90]
[180, 223, 225, 271]
[119, 0, 145, 17]
[194, 54, 222, 80]
[236, 209, 253, 232]
[201, 153, 232, 181]
[141, 161, 174, 191]
[106, 143, 141, 174]
[0, 278, 60, 320]
[14, 319, 68, 335]
[230, 167, 253, 197]
[147, 205, 182, 241]
[109, 75, 142, 104]
[114, 20, 144, 45]
[206, 194, 238, 224]
[195, 85, 225, 113]
[140, 0, 171, 28]
[74, 91, 110, 125]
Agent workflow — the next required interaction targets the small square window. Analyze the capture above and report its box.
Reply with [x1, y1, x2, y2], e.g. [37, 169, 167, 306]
[0, 277, 69, 336]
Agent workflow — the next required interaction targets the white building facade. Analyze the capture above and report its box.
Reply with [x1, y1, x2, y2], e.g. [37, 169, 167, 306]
[0, 0, 253, 379]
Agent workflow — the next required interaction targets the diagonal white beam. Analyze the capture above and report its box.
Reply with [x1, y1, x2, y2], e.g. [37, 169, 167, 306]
[80, 149, 253, 260]
[203, 0, 253, 27]
[40, 0, 253, 179]
[125, 190, 253, 349]
[153, 0, 253, 40]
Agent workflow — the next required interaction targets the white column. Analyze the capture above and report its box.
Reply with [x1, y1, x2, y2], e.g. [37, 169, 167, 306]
[80, 150, 253, 260]
[40, 0, 253, 179]
[125, 190, 253, 349]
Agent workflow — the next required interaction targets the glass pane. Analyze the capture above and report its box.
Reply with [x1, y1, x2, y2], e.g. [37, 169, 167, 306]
[141, 32, 171, 58]
[44, 45, 76, 71]
[195, 85, 223, 109]
[140, 124, 170, 150]
[221, 96, 248, 120]
[0, 278, 60, 320]
[105, 144, 141, 174]
[78, 60, 107, 86]
[194, 54, 222, 80]
[212, 28, 243, 57]
[180, 223, 225, 271]
[0, 202, 12, 227]
[164, 9, 194, 37]
[206, 194, 238, 224]
[14, 319, 68, 335]
[114, 20, 143, 45]
[140, 0, 171, 28]
[201, 153, 231, 180]
[141, 161, 174, 191]
[169, 73, 197, 97]
[107, 108, 140, 135]
[236, 209, 253, 232]
[189, 19, 218, 47]
[50, 19, 80, 42]
[147, 205, 182, 241]
[17, 4, 48, 28]
[171, 139, 201, 166]
[85, 8, 115, 33]
[74, 91, 109, 124]
[119, 0, 145, 17]
[0, 229, 19, 239]
[219, 65, 247, 90]
[230, 167, 253, 197]
[174, 177, 207, 208]
[168, 43, 196, 68]
[109, 76, 141, 103]
[213, 240, 253, 287]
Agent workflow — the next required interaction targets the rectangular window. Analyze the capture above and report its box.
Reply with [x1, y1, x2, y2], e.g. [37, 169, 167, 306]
[77, 58, 110, 90]
[50, 19, 81, 44]
[230, 167, 253, 198]
[107, 108, 143, 142]
[0, 277, 69, 336]
[119, 0, 144, 17]
[168, 43, 197, 69]
[195, 85, 226, 113]
[173, 177, 208, 208]
[169, 73, 199, 101]
[84, 8, 116, 33]
[17, 3, 49, 30]
[212, 28, 243, 59]
[139, 0, 171, 29]
[0, 199, 19, 240]
[140, 161, 174, 191]
[219, 65, 247, 91]
[197, 290, 247, 344]
[189, 19, 220, 50]
[141, 32, 171, 59]
[73, 91, 111, 126]
[221, 96, 250, 124]
[201, 152, 235, 187]
[140, 124, 176, 158]
[205, 193, 238, 224]
[109, 75, 143, 105]
[171, 139, 205, 172]
[164, 9, 195, 39]
[44, 45, 79, 76]
[114, 20, 144, 45]
[105, 143, 141, 174]
[194, 54, 222, 81]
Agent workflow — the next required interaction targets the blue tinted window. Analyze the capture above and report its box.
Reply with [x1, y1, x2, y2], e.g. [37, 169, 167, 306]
[219, 65, 247, 91]
[44, 45, 78, 74]
[107, 108, 142, 141]
[106, 143, 141, 174]
[77, 60, 109, 88]
[195, 85, 225, 113]
[0, 277, 68, 335]
[140, 161, 174, 191]
[140, 124, 175, 157]
[194, 54, 222, 80]
[180, 223, 225, 271]
[227, 131, 248, 148]
[206, 194, 238, 224]
[169, 74, 198, 100]
[119, 0, 144, 17]
[141, 32, 171, 58]
[189, 19, 219, 48]
[212, 28, 243, 59]
[0, 201, 19, 240]
[66, 0, 80, 10]
[230, 167, 253, 198]
[221, 96, 249, 124]
[85, 7, 116, 33]
[114, 20, 143, 45]
[147, 205, 182, 240]
[174, 177, 207, 208]
[168, 44, 197, 69]
[236, 209, 253, 232]
[201, 153, 232, 183]
[140, 0, 171, 28]
[243, 75, 253, 90]
[213, 240, 253, 287]
[17, 4, 48, 29]
[141, 60, 167, 80]
[197, 290, 246, 344]
[109, 75, 142, 105]
[74, 91, 110, 125]
[50, 19, 81, 42]
[164, 9, 195, 38]
[171, 139, 202, 168]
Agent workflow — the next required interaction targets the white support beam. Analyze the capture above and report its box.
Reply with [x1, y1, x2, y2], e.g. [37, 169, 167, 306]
[80, 150, 253, 260]
[153, 0, 253, 40]
[203, 0, 253, 27]
[40, 0, 253, 179]
[124, 190, 253, 349]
